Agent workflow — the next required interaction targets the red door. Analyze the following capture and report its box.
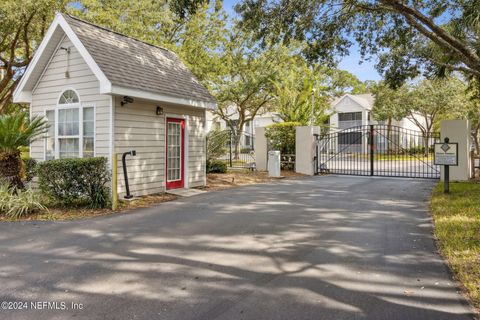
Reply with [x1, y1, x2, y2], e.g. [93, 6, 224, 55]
[166, 118, 185, 189]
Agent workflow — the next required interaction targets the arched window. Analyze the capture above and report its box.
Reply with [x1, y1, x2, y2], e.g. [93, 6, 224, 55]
[58, 89, 79, 104]
[44, 89, 95, 159]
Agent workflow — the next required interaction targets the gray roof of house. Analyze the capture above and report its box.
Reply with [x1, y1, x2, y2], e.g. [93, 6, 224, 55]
[63, 14, 215, 104]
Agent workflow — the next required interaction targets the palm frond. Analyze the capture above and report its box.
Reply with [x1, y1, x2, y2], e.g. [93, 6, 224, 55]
[0, 112, 48, 154]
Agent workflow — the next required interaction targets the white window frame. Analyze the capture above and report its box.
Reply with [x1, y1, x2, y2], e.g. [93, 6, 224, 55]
[82, 105, 96, 158]
[43, 89, 96, 160]
[43, 108, 56, 161]
[56, 104, 81, 159]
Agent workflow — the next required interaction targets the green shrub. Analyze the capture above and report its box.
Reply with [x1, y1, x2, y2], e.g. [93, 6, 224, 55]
[0, 184, 47, 218]
[0, 184, 10, 213]
[240, 147, 253, 153]
[37, 157, 110, 208]
[22, 157, 37, 183]
[407, 145, 434, 155]
[265, 122, 300, 154]
[207, 159, 228, 173]
[206, 129, 230, 161]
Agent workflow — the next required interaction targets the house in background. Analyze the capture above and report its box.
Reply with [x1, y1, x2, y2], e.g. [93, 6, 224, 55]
[329, 93, 423, 131]
[13, 13, 216, 196]
[327, 93, 427, 153]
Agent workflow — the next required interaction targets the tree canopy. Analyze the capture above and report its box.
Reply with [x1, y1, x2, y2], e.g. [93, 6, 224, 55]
[373, 77, 468, 134]
[235, 0, 480, 86]
[0, 0, 67, 113]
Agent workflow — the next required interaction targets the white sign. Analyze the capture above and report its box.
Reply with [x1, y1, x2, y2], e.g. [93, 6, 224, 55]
[434, 143, 458, 166]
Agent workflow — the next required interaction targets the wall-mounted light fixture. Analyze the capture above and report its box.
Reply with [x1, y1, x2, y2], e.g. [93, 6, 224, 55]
[59, 47, 71, 78]
[120, 96, 134, 106]
[156, 106, 164, 116]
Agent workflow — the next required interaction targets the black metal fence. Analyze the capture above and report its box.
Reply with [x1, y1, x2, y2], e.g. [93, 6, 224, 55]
[315, 124, 440, 179]
[208, 130, 256, 169]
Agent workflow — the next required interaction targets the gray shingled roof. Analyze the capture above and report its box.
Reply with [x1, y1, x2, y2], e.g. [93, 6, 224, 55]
[63, 14, 215, 104]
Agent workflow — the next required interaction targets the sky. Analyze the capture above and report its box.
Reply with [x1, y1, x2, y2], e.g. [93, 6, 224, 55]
[223, 0, 382, 82]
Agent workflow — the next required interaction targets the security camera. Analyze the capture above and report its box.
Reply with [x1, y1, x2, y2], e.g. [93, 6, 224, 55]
[121, 96, 134, 106]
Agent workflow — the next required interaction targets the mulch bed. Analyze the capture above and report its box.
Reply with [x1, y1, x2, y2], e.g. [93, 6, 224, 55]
[205, 170, 305, 191]
[1, 170, 305, 221]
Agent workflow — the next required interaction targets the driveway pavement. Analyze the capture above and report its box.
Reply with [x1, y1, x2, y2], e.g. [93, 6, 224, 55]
[0, 175, 475, 320]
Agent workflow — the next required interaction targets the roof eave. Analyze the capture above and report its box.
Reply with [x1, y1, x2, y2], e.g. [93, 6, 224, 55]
[13, 14, 62, 103]
[109, 85, 217, 109]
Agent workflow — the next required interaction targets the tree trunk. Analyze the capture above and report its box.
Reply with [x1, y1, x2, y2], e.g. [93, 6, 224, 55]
[0, 150, 24, 189]
[387, 117, 392, 154]
[424, 131, 430, 157]
[233, 131, 242, 160]
[233, 119, 246, 160]
[473, 123, 480, 155]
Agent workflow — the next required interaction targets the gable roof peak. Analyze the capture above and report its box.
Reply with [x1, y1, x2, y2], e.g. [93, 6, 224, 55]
[14, 12, 216, 107]
[330, 93, 374, 111]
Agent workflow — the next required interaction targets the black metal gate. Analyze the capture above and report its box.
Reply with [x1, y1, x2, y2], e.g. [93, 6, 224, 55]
[207, 129, 255, 169]
[315, 125, 440, 179]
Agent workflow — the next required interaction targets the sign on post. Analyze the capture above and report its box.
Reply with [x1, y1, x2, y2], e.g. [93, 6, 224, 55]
[434, 141, 458, 166]
[434, 138, 458, 193]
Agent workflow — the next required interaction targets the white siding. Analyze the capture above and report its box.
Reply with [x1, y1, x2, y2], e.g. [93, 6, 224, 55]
[187, 112, 206, 188]
[115, 99, 206, 197]
[30, 35, 110, 161]
[329, 96, 368, 131]
[28, 31, 207, 197]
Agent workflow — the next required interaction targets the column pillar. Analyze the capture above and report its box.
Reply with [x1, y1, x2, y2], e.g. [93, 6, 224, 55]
[440, 119, 471, 181]
[295, 126, 320, 175]
[255, 127, 267, 171]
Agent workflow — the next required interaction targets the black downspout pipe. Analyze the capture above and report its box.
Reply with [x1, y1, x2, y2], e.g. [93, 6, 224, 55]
[122, 150, 136, 199]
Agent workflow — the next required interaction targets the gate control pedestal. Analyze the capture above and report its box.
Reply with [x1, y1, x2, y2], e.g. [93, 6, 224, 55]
[268, 151, 281, 178]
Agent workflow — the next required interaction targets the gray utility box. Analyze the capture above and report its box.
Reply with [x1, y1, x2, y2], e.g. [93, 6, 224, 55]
[268, 151, 281, 177]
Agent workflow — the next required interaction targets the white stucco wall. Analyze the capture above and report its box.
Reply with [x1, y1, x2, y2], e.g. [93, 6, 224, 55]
[295, 126, 320, 175]
[440, 120, 471, 181]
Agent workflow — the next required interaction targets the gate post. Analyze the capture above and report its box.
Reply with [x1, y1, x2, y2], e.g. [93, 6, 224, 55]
[295, 126, 320, 175]
[314, 134, 319, 175]
[440, 120, 472, 181]
[254, 127, 268, 171]
[369, 125, 374, 176]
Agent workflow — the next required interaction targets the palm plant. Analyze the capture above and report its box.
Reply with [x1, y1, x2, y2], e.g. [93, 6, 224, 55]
[0, 112, 48, 189]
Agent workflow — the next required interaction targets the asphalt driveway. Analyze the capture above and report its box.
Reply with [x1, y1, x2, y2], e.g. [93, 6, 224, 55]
[0, 175, 475, 320]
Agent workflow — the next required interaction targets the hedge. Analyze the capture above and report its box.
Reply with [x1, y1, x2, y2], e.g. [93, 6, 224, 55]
[36, 157, 110, 208]
[207, 159, 227, 173]
[265, 122, 301, 154]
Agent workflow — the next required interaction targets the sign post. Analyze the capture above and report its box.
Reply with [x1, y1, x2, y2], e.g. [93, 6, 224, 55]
[434, 137, 458, 193]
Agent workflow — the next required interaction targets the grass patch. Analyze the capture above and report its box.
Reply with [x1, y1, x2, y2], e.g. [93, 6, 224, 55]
[375, 154, 432, 161]
[355, 154, 432, 161]
[431, 182, 480, 310]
